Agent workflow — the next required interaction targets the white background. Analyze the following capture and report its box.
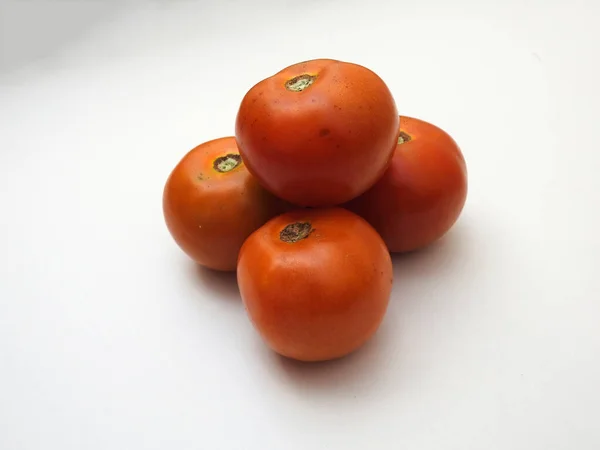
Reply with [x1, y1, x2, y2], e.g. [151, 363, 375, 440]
[1, 0, 599, 449]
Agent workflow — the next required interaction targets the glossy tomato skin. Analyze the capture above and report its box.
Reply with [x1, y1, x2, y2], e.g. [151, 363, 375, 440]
[163, 137, 289, 271]
[345, 116, 468, 253]
[235, 59, 399, 207]
[237, 207, 393, 362]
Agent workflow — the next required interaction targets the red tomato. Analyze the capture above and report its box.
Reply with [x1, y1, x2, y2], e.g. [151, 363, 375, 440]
[235, 59, 399, 207]
[237, 207, 393, 362]
[345, 116, 468, 253]
[163, 137, 288, 271]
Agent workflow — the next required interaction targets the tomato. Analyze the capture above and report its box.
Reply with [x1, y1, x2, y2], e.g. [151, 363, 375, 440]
[237, 207, 393, 362]
[163, 137, 288, 271]
[345, 116, 468, 253]
[235, 59, 399, 207]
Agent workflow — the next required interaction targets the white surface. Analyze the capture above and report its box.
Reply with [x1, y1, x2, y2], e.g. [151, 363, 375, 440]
[1, 0, 599, 449]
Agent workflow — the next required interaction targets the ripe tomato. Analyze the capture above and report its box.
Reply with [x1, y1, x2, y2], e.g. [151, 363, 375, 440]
[237, 207, 393, 362]
[345, 116, 468, 253]
[163, 137, 288, 271]
[235, 59, 399, 207]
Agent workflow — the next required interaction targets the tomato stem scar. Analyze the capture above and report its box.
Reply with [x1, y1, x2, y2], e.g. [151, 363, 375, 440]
[213, 154, 242, 173]
[280, 222, 312, 243]
[285, 74, 316, 92]
[398, 131, 412, 145]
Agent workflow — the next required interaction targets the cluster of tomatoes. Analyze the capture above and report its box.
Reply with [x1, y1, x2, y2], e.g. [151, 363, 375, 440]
[163, 59, 468, 362]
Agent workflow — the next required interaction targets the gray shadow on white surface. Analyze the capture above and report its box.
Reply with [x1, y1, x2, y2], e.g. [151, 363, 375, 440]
[194, 265, 240, 302]
[274, 333, 389, 394]
[390, 223, 470, 278]
[386, 222, 474, 326]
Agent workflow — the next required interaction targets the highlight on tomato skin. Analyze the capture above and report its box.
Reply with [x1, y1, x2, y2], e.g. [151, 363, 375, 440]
[234, 58, 400, 208]
[236, 207, 393, 362]
[344, 115, 468, 253]
[162, 136, 289, 272]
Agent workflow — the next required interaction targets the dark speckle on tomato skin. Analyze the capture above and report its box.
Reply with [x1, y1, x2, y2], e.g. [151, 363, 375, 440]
[319, 128, 331, 137]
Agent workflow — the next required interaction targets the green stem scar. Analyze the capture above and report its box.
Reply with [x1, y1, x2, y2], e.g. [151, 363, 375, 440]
[280, 222, 312, 243]
[213, 154, 242, 173]
[398, 131, 412, 145]
[285, 74, 316, 92]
